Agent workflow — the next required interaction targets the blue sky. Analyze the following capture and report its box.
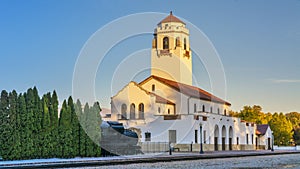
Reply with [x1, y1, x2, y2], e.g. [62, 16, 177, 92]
[0, 0, 299, 113]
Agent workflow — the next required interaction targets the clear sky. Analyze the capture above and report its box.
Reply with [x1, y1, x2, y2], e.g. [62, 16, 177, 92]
[0, 0, 299, 113]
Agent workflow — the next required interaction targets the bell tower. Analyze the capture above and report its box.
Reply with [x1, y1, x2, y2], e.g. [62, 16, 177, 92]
[151, 11, 192, 85]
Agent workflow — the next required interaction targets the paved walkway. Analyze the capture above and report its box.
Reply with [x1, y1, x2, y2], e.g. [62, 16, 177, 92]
[1, 150, 300, 168]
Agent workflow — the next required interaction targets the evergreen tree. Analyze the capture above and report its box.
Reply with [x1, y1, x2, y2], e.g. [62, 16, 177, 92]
[75, 100, 94, 157]
[18, 93, 27, 159]
[0, 87, 103, 160]
[41, 94, 52, 158]
[32, 87, 43, 158]
[82, 103, 90, 156]
[0, 90, 10, 160]
[23, 88, 36, 159]
[58, 100, 73, 158]
[50, 90, 59, 157]
[75, 99, 84, 156]
[8, 90, 21, 160]
[91, 102, 102, 156]
[68, 96, 80, 157]
[83, 102, 102, 156]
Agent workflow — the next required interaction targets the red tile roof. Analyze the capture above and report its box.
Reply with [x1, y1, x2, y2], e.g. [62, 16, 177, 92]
[140, 75, 231, 106]
[256, 124, 269, 135]
[159, 11, 185, 25]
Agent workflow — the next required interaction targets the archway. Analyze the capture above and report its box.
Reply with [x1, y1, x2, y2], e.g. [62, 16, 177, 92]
[229, 126, 233, 150]
[138, 103, 144, 119]
[222, 125, 226, 151]
[121, 104, 127, 119]
[214, 125, 219, 151]
[130, 103, 135, 119]
[163, 37, 169, 49]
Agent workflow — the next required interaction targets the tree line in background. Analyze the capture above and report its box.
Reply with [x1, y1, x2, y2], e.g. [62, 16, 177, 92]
[0, 87, 102, 160]
[230, 105, 300, 146]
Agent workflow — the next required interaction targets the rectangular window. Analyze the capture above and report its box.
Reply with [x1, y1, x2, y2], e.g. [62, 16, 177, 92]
[152, 84, 155, 91]
[237, 137, 239, 145]
[203, 130, 207, 144]
[246, 134, 249, 145]
[145, 132, 151, 142]
[195, 130, 198, 143]
[169, 130, 177, 143]
[194, 103, 197, 113]
[252, 134, 254, 145]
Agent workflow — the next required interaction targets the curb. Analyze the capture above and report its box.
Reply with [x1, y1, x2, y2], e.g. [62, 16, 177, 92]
[1, 151, 300, 168]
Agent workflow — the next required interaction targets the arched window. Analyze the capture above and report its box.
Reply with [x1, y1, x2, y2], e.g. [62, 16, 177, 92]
[176, 37, 180, 47]
[218, 108, 220, 114]
[184, 38, 187, 50]
[130, 103, 135, 119]
[138, 103, 144, 119]
[202, 105, 205, 112]
[210, 107, 213, 113]
[224, 109, 227, 116]
[121, 104, 127, 119]
[168, 109, 170, 114]
[152, 84, 155, 91]
[158, 107, 161, 113]
[163, 37, 169, 49]
[194, 103, 197, 113]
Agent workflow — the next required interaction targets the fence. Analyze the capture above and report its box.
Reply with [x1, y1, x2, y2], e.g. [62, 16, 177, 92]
[273, 145, 300, 151]
[140, 142, 169, 153]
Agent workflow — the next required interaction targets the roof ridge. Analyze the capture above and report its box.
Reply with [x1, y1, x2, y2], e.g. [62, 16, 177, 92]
[140, 75, 231, 106]
[158, 11, 185, 25]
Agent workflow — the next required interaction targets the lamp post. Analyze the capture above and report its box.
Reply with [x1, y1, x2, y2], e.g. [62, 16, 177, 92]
[200, 122, 204, 154]
[271, 131, 274, 151]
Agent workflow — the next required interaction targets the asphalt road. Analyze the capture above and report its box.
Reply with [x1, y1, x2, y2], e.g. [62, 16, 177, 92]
[69, 153, 300, 169]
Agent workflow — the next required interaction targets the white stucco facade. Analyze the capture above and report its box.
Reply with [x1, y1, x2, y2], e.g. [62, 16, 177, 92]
[110, 12, 272, 151]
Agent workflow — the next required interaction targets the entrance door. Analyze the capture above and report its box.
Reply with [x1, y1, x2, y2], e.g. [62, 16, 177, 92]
[229, 138, 232, 150]
[214, 137, 218, 151]
[222, 137, 226, 150]
[255, 137, 258, 149]
[268, 138, 271, 150]
[169, 130, 176, 143]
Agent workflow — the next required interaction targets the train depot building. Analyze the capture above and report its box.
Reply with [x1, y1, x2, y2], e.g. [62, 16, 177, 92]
[109, 12, 273, 152]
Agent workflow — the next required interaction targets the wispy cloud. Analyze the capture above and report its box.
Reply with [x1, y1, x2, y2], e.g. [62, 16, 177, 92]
[269, 79, 300, 84]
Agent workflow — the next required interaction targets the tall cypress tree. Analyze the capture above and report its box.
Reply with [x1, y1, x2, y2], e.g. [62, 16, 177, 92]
[50, 90, 59, 157]
[58, 100, 73, 158]
[18, 93, 27, 159]
[24, 88, 36, 159]
[0, 90, 10, 160]
[75, 99, 84, 157]
[91, 102, 102, 156]
[8, 90, 21, 160]
[84, 102, 102, 156]
[32, 87, 43, 158]
[41, 94, 52, 158]
[0, 87, 103, 160]
[81, 103, 90, 157]
[68, 96, 80, 157]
